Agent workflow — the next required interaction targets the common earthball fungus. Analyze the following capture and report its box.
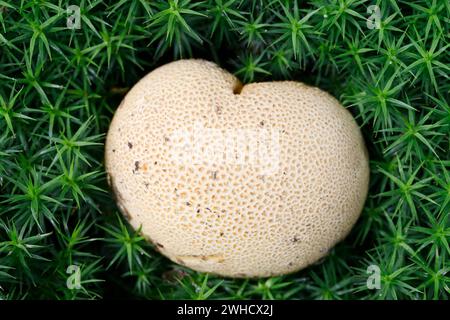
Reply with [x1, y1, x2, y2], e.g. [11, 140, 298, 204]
[105, 59, 369, 278]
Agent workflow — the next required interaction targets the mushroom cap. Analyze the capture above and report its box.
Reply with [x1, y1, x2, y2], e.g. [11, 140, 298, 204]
[105, 59, 369, 278]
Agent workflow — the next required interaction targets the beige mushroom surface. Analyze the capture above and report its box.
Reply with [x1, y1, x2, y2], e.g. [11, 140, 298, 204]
[105, 59, 370, 278]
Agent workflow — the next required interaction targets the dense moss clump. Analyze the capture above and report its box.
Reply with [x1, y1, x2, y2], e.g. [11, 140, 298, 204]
[0, 0, 449, 299]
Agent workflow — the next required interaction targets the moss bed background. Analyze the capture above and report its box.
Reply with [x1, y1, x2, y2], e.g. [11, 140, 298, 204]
[0, 0, 449, 300]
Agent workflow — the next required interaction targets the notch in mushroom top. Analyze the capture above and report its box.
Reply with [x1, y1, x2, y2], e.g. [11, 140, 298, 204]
[105, 59, 369, 278]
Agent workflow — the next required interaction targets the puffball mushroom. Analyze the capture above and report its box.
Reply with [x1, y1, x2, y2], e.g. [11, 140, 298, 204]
[105, 59, 369, 278]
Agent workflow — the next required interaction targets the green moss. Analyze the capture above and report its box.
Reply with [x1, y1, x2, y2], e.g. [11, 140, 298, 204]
[0, 0, 449, 299]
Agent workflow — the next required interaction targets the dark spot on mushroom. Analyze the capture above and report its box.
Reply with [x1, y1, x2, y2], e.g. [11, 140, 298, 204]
[112, 149, 116, 153]
[206, 207, 212, 212]
[144, 182, 149, 188]
[128, 142, 133, 149]
[176, 254, 224, 264]
[292, 236, 300, 243]
[288, 262, 293, 266]
[134, 161, 140, 172]
[186, 202, 191, 206]
[220, 232, 224, 236]
[156, 242, 164, 248]
[233, 82, 243, 95]
[163, 136, 170, 142]
[154, 161, 158, 165]
[260, 120, 265, 126]
[196, 209, 200, 213]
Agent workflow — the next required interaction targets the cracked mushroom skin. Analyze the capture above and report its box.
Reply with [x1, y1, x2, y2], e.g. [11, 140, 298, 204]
[105, 59, 370, 278]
